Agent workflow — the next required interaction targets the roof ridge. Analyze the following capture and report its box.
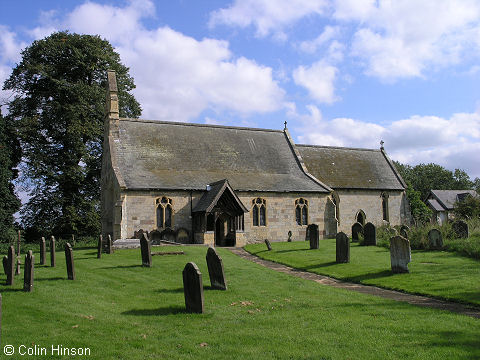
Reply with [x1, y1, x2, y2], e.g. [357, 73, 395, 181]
[119, 117, 283, 133]
[296, 144, 381, 152]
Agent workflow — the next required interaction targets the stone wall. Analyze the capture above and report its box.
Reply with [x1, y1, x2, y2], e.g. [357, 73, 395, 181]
[335, 189, 407, 235]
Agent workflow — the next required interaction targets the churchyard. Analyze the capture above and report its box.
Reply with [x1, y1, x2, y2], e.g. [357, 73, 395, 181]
[0, 235, 479, 359]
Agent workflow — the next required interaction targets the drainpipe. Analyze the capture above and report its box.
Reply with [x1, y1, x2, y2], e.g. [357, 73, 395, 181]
[190, 190, 193, 244]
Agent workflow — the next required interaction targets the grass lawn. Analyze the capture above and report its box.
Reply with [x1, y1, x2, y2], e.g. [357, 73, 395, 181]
[0, 245, 479, 359]
[245, 240, 480, 306]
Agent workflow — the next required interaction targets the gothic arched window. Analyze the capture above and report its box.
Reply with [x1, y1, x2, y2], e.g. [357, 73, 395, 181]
[295, 198, 309, 226]
[156, 197, 173, 229]
[252, 198, 266, 226]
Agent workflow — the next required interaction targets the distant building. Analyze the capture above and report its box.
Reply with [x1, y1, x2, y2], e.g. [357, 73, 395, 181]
[101, 71, 409, 246]
[426, 190, 478, 225]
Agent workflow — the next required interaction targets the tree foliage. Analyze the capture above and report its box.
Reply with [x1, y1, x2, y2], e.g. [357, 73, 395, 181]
[393, 161, 474, 200]
[454, 195, 480, 220]
[0, 109, 21, 242]
[3, 31, 141, 238]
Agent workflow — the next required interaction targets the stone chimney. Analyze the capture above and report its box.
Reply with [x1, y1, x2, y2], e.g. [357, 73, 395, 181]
[106, 70, 119, 120]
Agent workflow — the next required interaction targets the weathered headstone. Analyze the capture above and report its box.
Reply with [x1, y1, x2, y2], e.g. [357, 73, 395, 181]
[182, 262, 204, 313]
[287, 230, 292, 242]
[428, 229, 443, 249]
[351, 222, 363, 242]
[2, 256, 7, 276]
[307, 224, 319, 249]
[65, 243, 75, 280]
[160, 228, 176, 242]
[400, 225, 409, 239]
[390, 236, 411, 273]
[106, 234, 113, 254]
[452, 220, 469, 239]
[336, 232, 350, 263]
[140, 233, 152, 267]
[176, 228, 189, 243]
[97, 235, 103, 259]
[40, 237, 46, 265]
[15, 230, 21, 275]
[363, 222, 376, 246]
[23, 250, 34, 292]
[264, 239, 272, 251]
[50, 236, 56, 267]
[206, 247, 227, 290]
[6, 246, 15, 285]
[149, 230, 162, 244]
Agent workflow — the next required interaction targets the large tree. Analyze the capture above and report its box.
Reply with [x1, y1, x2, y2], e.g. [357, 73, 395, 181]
[0, 109, 21, 242]
[3, 31, 141, 238]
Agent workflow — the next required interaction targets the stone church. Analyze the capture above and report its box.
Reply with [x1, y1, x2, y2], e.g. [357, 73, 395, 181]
[101, 71, 409, 246]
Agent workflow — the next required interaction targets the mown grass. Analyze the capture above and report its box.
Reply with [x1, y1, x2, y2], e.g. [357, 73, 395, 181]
[1, 245, 479, 359]
[245, 240, 480, 306]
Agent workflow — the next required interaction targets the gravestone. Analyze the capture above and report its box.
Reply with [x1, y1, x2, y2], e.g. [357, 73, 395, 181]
[176, 228, 190, 244]
[307, 224, 319, 249]
[160, 228, 176, 242]
[206, 247, 227, 290]
[428, 229, 443, 249]
[23, 250, 34, 292]
[363, 222, 376, 246]
[390, 236, 411, 273]
[64, 243, 75, 280]
[287, 230, 292, 242]
[6, 246, 15, 285]
[264, 239, 272, 251]
[40, 237, 46, 265]
[140, 234, 152, 267]
[351, 222, 363, 242]
[97, 235, 103, 259]
[15, 230, 21, 275]
[2, 256, 7, 276]
[452, 220, 469, 239]
[336, 232, 350, 263]
[149, 230, 162, 244]
[106, 234, 113, 254]
[183, 262, 204, 313]
[400, 225, 409, 239]
[50, 236, 56, 267]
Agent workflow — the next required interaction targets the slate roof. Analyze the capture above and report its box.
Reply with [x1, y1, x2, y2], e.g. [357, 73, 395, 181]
[426, 199, 444, 212]
[428, 190, 478, 211]
[192, 179, 248, 213]
[296, 145, 406, 190]
[111, 119, 330, 193]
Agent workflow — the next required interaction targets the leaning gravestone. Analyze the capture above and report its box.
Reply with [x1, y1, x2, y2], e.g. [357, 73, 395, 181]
[351, 222, 363, 242]
[287, 230, 292, 242]
[65, 243, 75, 280]
[307, 224, 319, 249]
[264, 239, 272, 251]
[97, 235, 103, 259]
[400, 225, 409, 239]
[206, 247, 227, 290]
[336, 232, 350, 263]
[183, 262, 204, 313]
[106, 234, 114, 254]
[50, 236, 56, 267]
[140, 234, 152, 267]
[452, 220, 469, 239]
[6, 246, 15, 285]
[23, 250, 34, 292]
[363, 222, 377, 246]
[390, 236, 411, 273]
[40, 237, 46, 265]
[428, 229, 443, 249]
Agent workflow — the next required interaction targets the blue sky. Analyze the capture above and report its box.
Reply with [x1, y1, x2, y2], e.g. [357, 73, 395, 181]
[1, 0, 479, 179]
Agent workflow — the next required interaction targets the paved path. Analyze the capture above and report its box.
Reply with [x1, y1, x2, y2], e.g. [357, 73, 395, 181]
[229, 247, 480, 319]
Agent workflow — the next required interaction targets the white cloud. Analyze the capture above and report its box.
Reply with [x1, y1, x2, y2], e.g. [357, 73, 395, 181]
[337, 0, 480, 81]
[295, 106, 480, 178]
[293, 60, 338, 104]
[20, 0, 285, 121]
[299, 25, 340, 53]
[209, 0, 328, 38]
